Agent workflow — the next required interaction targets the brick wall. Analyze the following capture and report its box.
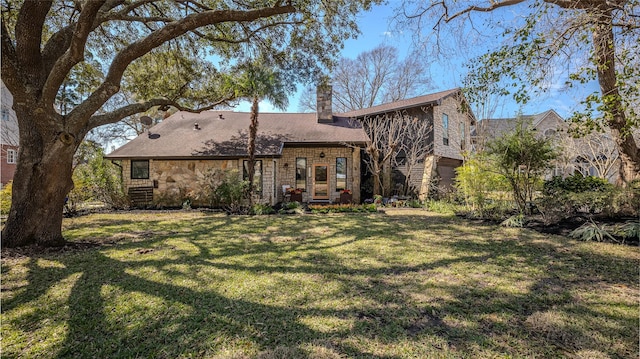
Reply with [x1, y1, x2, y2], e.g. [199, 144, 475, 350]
[279, 146, 360, 203]
[432, 96, 473, 160]
[1, 144, 17, 186]
[119, 145, 361, 206]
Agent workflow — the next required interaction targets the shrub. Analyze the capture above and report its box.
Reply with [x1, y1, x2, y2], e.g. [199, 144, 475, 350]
[569, 221, 616, 242]
[69, 141, 128, 211]
[614, 221, 640, 241]
[537, 174, 635, 223]
[424, 200, 458, 215]
[543, 174, 613, 195]
[405, 199, 423, 208]
[501, 214, 525, 228]
[251, 203, 275, 215]
[199, 169, 249, 213]
[279, 201, 305, 214]
[455, 152, 509, 217]
[1, 181, 12, 215]
[486, 120, 556, 214]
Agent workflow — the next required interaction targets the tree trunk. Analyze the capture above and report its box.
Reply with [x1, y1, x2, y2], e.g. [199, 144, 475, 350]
[592, 11, 640, 185]
[2, 112, 77, 247]
[247, 97, 259, 207]
[382, 159, 392, 197]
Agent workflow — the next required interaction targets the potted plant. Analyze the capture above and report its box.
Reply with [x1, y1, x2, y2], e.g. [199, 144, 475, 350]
[288, 187, 303, 202]
[340, 189, 353, 204]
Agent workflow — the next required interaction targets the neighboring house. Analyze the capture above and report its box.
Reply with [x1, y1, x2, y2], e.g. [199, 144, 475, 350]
[1, 81, 19, 186]
[471, 110, 622, 182]
[106, 88, 475, 206]
[472, 110, 566, 152]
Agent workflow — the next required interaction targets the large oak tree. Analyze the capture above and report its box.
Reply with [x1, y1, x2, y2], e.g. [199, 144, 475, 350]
[397, 0, 639, 184]
[1, 0, 378, 247]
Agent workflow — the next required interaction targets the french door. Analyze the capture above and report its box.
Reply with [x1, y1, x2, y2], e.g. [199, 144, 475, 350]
[312, 164, 329, 200]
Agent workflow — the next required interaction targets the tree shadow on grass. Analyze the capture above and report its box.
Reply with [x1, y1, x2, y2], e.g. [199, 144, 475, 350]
[1, 213, 638, 358]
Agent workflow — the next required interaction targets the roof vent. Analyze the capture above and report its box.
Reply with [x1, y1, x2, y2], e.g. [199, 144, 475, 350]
[218, 114, 224, 120]
[194, 122, 200, 130]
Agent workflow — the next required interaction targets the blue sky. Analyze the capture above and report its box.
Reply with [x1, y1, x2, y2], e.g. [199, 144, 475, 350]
[235, 3, 600, 120]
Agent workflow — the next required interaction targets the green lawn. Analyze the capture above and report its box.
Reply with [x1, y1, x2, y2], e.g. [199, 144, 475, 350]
[2, 209, 638, 358]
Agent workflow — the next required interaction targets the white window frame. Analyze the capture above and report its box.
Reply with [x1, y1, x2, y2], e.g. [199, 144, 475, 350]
[7, 149, 17, 164]
[442, 113, 449, 146]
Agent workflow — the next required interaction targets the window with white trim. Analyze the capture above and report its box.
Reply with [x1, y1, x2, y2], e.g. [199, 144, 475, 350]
[336, 157, 347, 191]
[442, 113, 449, 146]
[295, 157, 307, 190]
[7, 149, 16, 164]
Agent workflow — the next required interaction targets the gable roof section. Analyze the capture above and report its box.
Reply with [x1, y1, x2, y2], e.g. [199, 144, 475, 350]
[338, 88, 462, 118]
[106, 111, 368, 159]
[472, 110, 563, 137]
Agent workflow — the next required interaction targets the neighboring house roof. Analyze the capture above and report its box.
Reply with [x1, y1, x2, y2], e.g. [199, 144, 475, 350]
[339, 88, 466, 119]
[471, 109, 562, 138]
[106, 111, 368, 159]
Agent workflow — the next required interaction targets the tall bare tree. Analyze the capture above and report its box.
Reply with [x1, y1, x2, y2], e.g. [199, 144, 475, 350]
[561, 130, 620, 181]
[1, 0, 379, 247]
[400, 110, 433, 196]
[357, 111, 434, 197]
[299, 45, 432, 113]
[360, 113, 406, 197]
[396, 0, 639, 184]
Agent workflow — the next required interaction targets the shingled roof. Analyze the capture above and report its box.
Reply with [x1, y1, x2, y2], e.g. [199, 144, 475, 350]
[339, 88, 462, 118]
[106, 111, 368, 159]
[471, 110, 560, 138]
[106, 88, 471, 159]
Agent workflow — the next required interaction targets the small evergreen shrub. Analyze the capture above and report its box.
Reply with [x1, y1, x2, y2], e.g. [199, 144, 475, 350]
[543, 174, 612, 195]
[538, 174, 626, 223]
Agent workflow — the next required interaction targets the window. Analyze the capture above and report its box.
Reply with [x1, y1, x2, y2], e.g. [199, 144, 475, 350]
[295, 157, 307, 190]
[7, 149, 16, 164]
[459, 121, 465, 150]
[442, 113, 449, 146]
[336, 157, 347, 191]
[544, 129, 557, 138]
[243, 160, 262, 194]
[396, 149, 407, 166]
[1, 108, 9, 121]
[131, 160, 149, 179]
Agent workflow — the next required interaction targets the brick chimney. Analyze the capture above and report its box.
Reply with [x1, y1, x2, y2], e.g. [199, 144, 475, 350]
[316, 85, 333, 123]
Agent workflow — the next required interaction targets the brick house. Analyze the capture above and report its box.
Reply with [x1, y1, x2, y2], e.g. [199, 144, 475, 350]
[106, 88, 475, 206]
[1, 81, 19, 187]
